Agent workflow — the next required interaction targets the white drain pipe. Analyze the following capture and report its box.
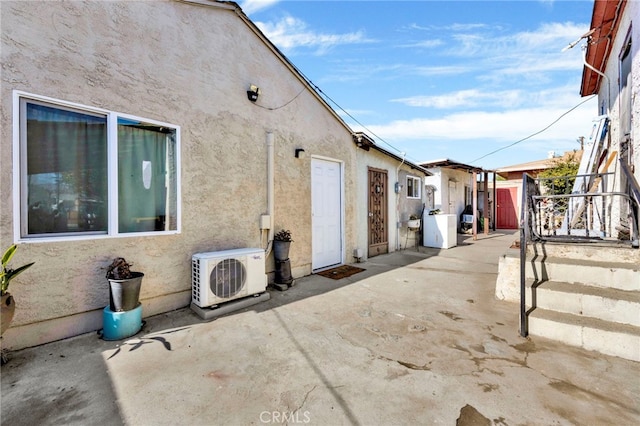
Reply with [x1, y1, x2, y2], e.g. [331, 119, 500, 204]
[265, 131, 275, 257]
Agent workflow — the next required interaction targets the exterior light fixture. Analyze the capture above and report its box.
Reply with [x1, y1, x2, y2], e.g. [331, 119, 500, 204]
[295, 148, 305, 158]
[247, 84, 260, 102]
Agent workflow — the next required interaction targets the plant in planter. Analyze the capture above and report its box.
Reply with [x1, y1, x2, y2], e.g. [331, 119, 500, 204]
[273, 229, 293, 287]
[408, 214, 421, 230]
[1, 244, 35, 337]
[105, 257, 144, 312]
[273, 229, 293, 261]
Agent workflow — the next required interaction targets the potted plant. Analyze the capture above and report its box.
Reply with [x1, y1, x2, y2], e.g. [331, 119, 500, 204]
[105, 257, 143, 312]
[407, 214, 421, 230]
[273, 229, 293, 261]
[1, 244, 35, 337]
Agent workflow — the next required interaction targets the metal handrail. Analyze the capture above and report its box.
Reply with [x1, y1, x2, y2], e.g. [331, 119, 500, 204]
[518, 164, 639, 337]
[529, 191, 635, 241]
[620, 161, 640, 247]
[519, 173, 537, 337]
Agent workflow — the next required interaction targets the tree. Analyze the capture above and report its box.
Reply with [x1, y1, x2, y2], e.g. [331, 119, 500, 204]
[538, 151, 581, 195]
[538, 151, 581, 214]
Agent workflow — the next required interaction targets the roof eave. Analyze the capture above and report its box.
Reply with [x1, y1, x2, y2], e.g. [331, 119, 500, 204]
[353, 133, 431, 176]
[580, 0, 627, 96]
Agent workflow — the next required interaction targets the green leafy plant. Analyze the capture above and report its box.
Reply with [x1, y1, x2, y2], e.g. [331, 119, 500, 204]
[1, 245, 35, 296]
[274, 229, 293, 242]
[538, 152, 581, 213]
[538, 152, 580, 195]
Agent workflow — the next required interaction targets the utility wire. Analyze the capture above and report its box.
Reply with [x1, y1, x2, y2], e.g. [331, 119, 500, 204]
[293, 67, 423, 162]
[254, 86, 306, 111]
[468, 94, 597, 164]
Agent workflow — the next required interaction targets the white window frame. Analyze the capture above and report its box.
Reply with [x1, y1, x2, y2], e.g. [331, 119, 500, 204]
[13, 91, 181, 242]
[406, 175, 421, 199]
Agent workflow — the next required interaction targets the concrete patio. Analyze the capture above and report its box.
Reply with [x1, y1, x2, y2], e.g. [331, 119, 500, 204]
[1, 231, 639, 425]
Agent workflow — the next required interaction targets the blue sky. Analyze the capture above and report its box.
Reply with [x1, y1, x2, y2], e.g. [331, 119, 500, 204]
[240, 0, 597, 170]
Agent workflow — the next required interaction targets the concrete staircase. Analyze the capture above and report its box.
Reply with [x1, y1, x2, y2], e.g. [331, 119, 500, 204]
[496, 241, 640, 362]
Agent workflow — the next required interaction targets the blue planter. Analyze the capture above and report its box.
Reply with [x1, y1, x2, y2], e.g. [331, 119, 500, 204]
[102, 304, 142, 340]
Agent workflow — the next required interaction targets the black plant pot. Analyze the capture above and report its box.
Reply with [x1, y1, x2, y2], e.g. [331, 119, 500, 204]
[273, 240, 291, 261]
[275, 259, 293, 285]
[108, 272, 144, 312]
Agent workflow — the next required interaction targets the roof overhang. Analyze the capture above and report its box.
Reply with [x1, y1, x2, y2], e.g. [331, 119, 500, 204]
[353, 132, 431, 176]
[419, 158, 485, 174]
[580, 0, 627, 96]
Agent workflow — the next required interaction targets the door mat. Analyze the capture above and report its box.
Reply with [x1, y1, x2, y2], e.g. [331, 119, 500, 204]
[316, 265, 365, 280]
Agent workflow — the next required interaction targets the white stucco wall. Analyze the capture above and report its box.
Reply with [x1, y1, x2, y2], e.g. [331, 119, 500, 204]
[424, 167, 475, 228]
[591, 2, 639, 237]
[355, 149, 426, 259]
[594, 2, 639, 184]
[0, 0, 358, 349]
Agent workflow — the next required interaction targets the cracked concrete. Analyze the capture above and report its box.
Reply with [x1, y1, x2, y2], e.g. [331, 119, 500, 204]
[1, 231, 639, 425]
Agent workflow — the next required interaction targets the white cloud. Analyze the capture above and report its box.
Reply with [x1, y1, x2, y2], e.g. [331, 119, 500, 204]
[392, 89, 524, 109]
[240, 0, 281, 15]
[255, 15, 373, 55]
[412, 65, 471, 76]
[392, 84, 582, 110]
[400, 39, 445, 49]
[360, 96, 597, 155]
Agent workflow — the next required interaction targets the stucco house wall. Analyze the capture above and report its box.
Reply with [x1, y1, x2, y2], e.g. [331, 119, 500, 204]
[424, 168, 475, 229]
[354, 148, 427, 258]
[581, 1, 639, 238]
[594, 2, 639, 186]
[0, 0, 358, 349]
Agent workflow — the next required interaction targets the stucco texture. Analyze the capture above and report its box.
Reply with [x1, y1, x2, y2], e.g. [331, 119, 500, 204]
[1, 0, 357, 348]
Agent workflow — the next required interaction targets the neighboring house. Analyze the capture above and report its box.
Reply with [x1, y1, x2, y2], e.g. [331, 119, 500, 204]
[496, 0, 640, 362]
[0, 0, 412, 350]
[493, 151, 582, 229]
[419, 159, 489, 232]
[353, 133, 430, 258]
[581, 0, 639, 232]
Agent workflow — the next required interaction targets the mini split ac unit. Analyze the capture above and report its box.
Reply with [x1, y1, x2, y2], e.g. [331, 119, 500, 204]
[192, 248, 267, 308]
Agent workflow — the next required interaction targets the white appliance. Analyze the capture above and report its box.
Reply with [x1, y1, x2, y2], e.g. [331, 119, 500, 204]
[423, 212, 457, 249]
[192, 248, 267, 308]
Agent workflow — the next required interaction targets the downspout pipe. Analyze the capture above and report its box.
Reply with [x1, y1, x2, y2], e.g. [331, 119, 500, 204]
[266, 131, 275, 257]
[396, 153, 406, 250]
[582, 44, 610, 116]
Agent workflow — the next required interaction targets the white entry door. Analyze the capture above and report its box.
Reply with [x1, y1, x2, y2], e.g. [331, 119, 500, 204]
[311, 158, 343, 270]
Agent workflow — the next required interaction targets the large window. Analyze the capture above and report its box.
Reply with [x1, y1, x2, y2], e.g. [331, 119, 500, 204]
[18, 94, 180, 239]
[406, 176, 421, 199]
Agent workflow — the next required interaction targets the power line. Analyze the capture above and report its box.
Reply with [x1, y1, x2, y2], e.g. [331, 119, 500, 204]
[468, 94, 597, 164]
[291, 66, 424, 163]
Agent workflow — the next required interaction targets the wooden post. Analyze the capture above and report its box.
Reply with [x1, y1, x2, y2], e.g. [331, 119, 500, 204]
[483, 171, 489, 235]
[492, 171, 497, 231]
[472, 171, 478, 240]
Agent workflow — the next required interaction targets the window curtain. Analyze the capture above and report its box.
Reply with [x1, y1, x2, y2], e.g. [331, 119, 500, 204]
[117, 123, 169, 233]
[25, 102, 107, 234]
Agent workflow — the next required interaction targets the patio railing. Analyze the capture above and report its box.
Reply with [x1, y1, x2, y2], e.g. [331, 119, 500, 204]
[518, 161, 640, 336]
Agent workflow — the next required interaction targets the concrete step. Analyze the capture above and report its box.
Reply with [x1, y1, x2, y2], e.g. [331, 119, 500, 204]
[525, 280, 640, 327]
[528, 241, 640, 263]
[528, 308, 640, 362]
[525, 256, 639, 291]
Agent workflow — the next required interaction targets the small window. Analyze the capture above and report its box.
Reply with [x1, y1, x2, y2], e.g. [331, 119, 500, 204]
[406, 176, 421, 199]
[17, 93, 180, 240]
[619, 33, 632, 137]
